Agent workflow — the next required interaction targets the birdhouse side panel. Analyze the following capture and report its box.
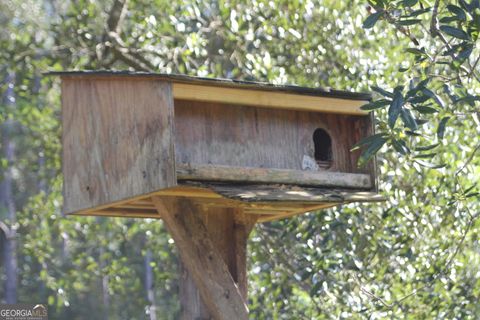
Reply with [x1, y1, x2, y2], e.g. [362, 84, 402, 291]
[61, 77, 176, 214]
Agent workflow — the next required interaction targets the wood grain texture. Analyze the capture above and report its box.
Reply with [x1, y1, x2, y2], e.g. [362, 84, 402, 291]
[174, 100, 372, 175]
[176, 163, 372, 189]
[178, 207, 256, 319]
[233, 210, 257, 298]
[51, 71, 372, 101]
[173, 83, 367, 115]
[195, 183, 384, 203]
[62, 78, 176, 214]
[152, 197, 249, 320]
[66, 184, 383, 220]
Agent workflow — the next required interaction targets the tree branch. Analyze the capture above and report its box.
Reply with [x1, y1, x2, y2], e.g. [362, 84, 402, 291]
[107, 0, 129, 35]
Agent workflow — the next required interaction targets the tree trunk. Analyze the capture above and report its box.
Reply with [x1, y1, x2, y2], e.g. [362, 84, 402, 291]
[97, 220, 110, 320]
[144, 249, 157, 320]
[0, 72, 18, 304]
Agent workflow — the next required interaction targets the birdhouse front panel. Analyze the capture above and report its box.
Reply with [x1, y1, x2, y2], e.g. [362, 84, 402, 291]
[54, 71, 380, 221]
[173, 99, 372, 174]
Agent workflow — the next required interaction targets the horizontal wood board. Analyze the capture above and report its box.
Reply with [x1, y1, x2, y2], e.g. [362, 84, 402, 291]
[172, 83, 367, 115]
[176, 163, 372, 189]
[67, 184, 383, 222]
[51, 71, 372, 101]
[61, 78, 176, 214]
[174, 100, 373, 175]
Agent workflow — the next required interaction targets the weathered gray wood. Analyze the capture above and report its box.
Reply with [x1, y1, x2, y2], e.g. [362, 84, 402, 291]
[152, 197, 249, 320]
[179, 260, 211, 319]
[233, 211, 257, 299]
[177, 208, 256, 319]
[180, 181, 384, 203]
[176, 163, 372, 189]
[61, 78, 176, 214]
[174, 100, 372, 174]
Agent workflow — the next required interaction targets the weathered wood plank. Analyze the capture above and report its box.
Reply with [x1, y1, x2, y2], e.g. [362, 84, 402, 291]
[152, 197, 249, 320]
[62, 78, 176, 214]
[173, 83, 368, 115]
[176, 163, 372, 189]
[196, 183, 384, 203]
[233, 210, 257, 298]
[257, 203, 337, 222]
[177, 207, 256, 319]
[174, 100, 372, 174]
[51, 71, 372, 102]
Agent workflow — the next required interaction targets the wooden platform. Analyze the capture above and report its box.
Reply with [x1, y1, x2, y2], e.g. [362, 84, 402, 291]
[69, 182, 382, 223]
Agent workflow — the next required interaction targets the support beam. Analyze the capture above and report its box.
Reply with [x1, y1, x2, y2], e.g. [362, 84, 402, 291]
[152, 197, 251, 319]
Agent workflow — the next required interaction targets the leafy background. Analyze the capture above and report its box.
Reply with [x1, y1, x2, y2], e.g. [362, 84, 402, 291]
[1, 0, 480, 319]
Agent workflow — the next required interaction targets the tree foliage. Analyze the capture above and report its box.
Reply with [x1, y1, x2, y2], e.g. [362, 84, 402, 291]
[0, 0, 479, 319]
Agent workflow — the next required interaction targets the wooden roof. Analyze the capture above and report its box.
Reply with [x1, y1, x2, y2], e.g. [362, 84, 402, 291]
[49, 70, 371, 115]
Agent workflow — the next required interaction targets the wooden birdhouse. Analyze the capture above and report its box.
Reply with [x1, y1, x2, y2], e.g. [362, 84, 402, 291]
[53, 71, 381, 319]
[55, 71, 379, 220]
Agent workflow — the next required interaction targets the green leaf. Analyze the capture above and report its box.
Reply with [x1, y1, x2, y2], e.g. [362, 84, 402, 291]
[413, 153, 436, 159]
[388, 90, 404, 128]
[415, 119, 429, 126]
[409, 95, 430, 104]
[400, 108, 418, 130]
[351, 133, 389, 151]
[405, 130, 422, 136]
[466, 192, 479, 198]
[440, 16, 462, 23]
[459, 0, 471, 11]
[414, 160, 446, 169]
[363, 11, 383, 29]
[398, 19, 421, 25]
[405, 47, 427, 56]
[453, 95, 480, 105]
[414, 105, 438, 114]
[403, 0, 418, 7]
[440, 25, 470, 40]
[447, 4, 467, 21]
[360, 99, 391, 110]
[437, 116, 450, 139]
[422, 88, 445, 108]
[414, 143, 439, 151]
[457, 43, 473, 61]
[464, 184, 477, 194]
[409, 8, 431, 16]
[358, 136, 388, 166]
[392, 139, 410, 155]
[372, 85, 394, 98]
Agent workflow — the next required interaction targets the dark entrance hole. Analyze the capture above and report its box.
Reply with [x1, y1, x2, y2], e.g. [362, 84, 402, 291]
[313, 128, 332, 168]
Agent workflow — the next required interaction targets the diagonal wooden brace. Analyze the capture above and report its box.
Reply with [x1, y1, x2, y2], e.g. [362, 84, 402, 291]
[152, 196, 250, 320]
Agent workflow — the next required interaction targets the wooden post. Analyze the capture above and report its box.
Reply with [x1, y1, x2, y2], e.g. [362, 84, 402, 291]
[152, 197, 256, 320]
